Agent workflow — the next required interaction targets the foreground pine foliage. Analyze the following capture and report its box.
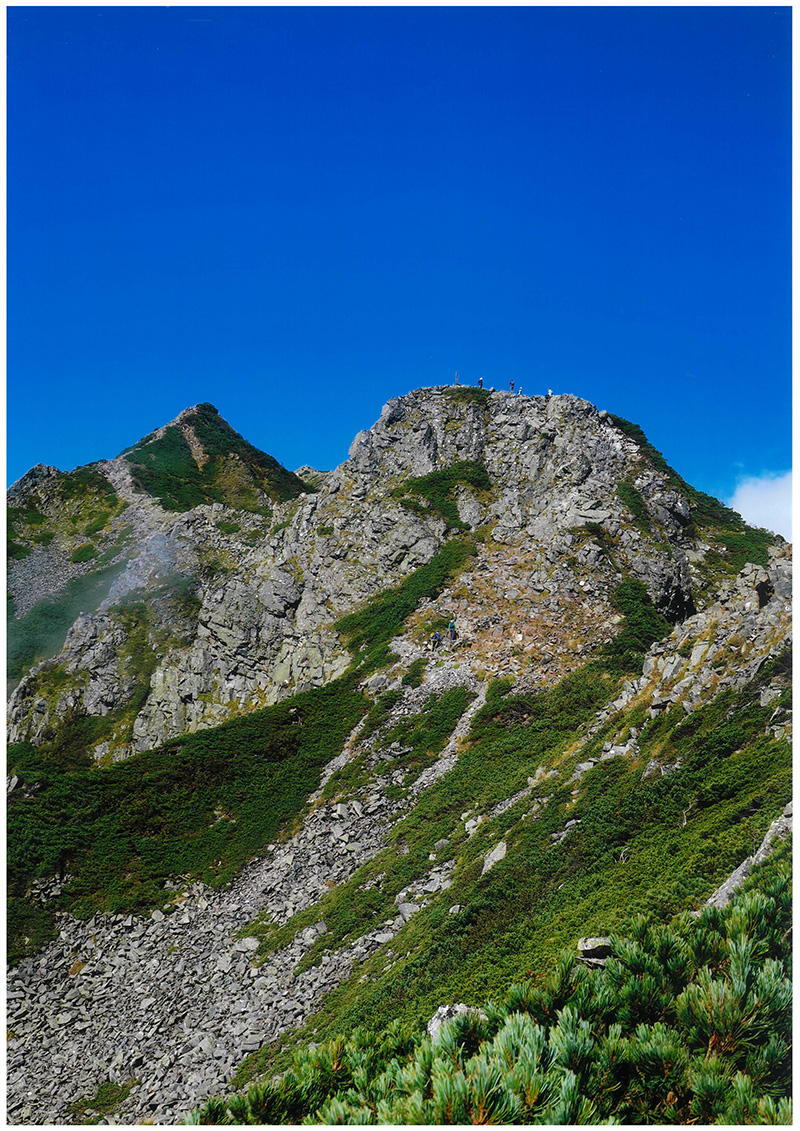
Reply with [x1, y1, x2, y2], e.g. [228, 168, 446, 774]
[186, 868, 791, 1125]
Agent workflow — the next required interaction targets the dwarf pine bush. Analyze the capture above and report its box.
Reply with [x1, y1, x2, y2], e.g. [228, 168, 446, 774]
[187, 870, 791, 1125]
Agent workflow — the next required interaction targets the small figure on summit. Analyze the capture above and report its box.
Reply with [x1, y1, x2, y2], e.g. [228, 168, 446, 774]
[509, 380, 514, 394]
[478, 376, 483, 389]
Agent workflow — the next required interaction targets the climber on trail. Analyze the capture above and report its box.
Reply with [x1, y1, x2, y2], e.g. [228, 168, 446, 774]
[448, 619, 457, 642]
[430, 632, 441, 651]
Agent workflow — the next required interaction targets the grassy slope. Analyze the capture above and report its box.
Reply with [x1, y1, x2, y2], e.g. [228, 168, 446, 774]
[190, 852, 792, 1126]
[8, 467, 121, 562]
[7, 674, 368, 963]
[391, 461, 492, 531]
[230, 617, 789, 1089]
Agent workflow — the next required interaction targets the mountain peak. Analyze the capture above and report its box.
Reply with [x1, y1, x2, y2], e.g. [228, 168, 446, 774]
[116, 402, 308, 512]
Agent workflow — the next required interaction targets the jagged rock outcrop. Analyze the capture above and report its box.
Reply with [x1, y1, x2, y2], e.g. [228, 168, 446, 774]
[596, 545, 792, 728]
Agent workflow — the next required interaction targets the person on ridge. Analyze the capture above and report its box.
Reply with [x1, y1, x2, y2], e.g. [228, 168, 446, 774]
[478, 376, 483, 388]
[509, 380, 514, 394]
[448, 619, 457, 642]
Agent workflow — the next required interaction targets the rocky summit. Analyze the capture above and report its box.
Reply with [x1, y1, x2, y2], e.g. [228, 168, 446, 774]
[7, 385, 792, 1125]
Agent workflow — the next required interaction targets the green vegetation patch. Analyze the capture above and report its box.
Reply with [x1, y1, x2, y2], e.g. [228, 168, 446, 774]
[600, 578, 671, 672]
[7, 673, 368, 964]
[335, 535, 481, 672]
[616, 480, 652, 533]
[7, 504, 39, 557]
[442, 386, 492, 409]
[85, 511, 112, 537]
[249, 688, 474, 967]
[710, 528, 776, 573]
[186, 403, 315, 500]
[392, 461, 491, 531]
[383, 686, 476, 782]
[126, 424, 220, 511]
[8, 540, 31, 560]
[8, 468, 122, 561]
[8, 503, 48, 537]
[355, 688, 405, 745]
[70, 543, 97, 563]
[58, 466, 118, 505]
[401, 658, 427, 688]
[193, 867, 791, 1126]
[67, 1079, 137, 1121]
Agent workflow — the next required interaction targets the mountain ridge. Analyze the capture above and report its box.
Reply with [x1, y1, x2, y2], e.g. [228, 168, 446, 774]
[7, 387, 780, 760]
[6, 385, 791, 1125]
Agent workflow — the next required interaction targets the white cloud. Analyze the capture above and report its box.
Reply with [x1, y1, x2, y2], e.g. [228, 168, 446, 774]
[726, 471, 792, 542]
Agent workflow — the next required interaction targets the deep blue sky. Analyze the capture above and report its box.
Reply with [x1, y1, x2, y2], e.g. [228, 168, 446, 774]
[8, 5, 791, 511]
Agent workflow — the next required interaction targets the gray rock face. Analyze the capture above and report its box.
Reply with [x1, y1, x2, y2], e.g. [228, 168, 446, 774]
[481, 840, 507, 875]
[8, 389, 732, 756]
[605, 545, 792, 731]
[577, 936, 614, 969]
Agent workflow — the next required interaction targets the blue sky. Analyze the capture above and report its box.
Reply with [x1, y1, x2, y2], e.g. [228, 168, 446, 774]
[7, 6, 791, 534]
